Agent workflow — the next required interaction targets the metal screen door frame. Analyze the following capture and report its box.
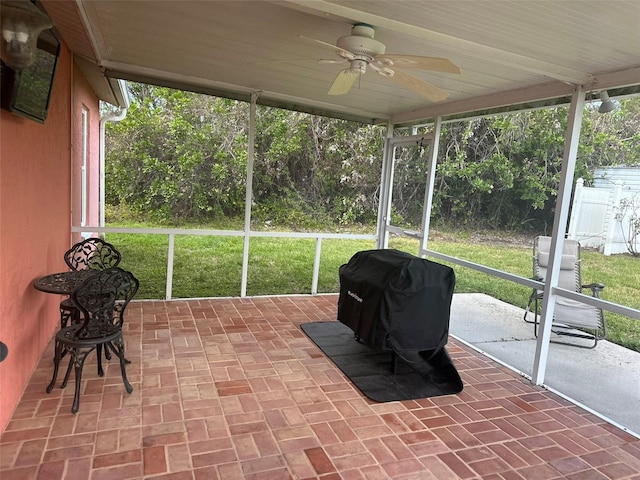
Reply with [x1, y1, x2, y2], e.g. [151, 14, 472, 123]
[376, 119, 443, 256]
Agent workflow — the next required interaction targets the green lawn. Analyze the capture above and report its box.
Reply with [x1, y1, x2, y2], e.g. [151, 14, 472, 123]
[107, 231, 640, 352]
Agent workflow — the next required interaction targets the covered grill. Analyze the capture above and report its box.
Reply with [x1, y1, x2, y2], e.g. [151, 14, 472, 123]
[337, 249, 455, 358]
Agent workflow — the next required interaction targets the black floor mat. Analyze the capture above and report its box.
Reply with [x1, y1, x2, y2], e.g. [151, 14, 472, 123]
[301, 321, 463, 402]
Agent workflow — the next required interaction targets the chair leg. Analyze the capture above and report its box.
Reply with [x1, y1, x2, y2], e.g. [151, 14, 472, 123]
[97, 345, 105, 377]
[59, 307, 78, 365]
[71, 350, 89, 414]
[108, 338, 133, 394]
[526, 295, 542, 338]
[46, 341, 63, 394]
[95, 343, 123, 376]
[61, 358, 74, 389]
[60, 309, 71, 329]
[60, 304, 80, 329]
[523, 300, 532, 322]
[524, 294, 539, 324]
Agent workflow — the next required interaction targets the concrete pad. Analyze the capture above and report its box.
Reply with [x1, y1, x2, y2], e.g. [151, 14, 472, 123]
[449, 293, 640, 435]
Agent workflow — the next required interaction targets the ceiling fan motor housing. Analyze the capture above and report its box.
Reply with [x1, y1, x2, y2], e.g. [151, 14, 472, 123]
[337, 24, 385, 59]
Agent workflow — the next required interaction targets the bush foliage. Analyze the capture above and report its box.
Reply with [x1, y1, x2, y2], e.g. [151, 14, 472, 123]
[106, 84, 640, 231]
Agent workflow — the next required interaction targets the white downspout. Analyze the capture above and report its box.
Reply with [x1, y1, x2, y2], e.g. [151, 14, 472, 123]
[99, 107, 127, 228]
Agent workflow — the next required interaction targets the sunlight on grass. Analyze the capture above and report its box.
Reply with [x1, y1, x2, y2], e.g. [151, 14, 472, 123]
[173, 236, 244, 297]
[389, 236, 531, 305]
[247, 238, 316, 295]
[317, 239, 376, 294]
[108, 233, 169, 299]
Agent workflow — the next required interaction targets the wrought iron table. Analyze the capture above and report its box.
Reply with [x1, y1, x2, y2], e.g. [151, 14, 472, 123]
[33, 270, 96, 295]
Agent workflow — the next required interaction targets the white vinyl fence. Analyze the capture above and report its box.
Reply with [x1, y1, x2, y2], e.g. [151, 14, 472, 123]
[568, 177, 639, 255]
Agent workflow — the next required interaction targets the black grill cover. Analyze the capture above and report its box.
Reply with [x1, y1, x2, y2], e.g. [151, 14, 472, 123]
[338, 249, 455, 356]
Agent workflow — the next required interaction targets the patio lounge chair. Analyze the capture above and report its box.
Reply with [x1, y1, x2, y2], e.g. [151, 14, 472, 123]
[523, 236, 606, 348]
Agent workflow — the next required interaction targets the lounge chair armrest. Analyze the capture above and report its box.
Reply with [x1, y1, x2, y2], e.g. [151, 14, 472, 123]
[582, 282, 605, 295]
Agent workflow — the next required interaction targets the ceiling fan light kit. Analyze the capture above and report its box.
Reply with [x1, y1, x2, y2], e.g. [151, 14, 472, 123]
[347, 58, 368, 75]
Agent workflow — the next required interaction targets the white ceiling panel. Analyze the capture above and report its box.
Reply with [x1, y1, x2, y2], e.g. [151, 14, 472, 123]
[42, 0, 640, 124]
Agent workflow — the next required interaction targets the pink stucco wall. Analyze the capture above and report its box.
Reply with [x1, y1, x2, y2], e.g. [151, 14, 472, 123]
[0, 44, 100, 433]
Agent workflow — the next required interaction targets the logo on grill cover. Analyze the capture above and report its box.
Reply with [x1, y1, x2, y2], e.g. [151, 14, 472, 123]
[347, 290, 363, 303]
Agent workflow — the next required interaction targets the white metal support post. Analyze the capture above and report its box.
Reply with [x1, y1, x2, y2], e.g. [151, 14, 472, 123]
[532, 87, 586, 385]
[418, 116, 442, 256]
[311, 238, 322, 295]
[241, 92, 260, 297]
[376, 121, 395, 249]
[166, 234, 175, 299]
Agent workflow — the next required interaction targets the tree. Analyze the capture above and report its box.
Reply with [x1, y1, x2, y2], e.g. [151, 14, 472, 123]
[106, 86, 249, 223]
[615, 193, 640, 257]
[106, 84, 385, 227]
[105, 84, 640, 232]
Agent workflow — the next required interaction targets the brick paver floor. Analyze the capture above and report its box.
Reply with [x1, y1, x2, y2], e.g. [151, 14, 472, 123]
[1, 295, 639, 479]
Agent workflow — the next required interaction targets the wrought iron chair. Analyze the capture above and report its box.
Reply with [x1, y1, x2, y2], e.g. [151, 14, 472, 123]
[523, 236, 606, 348]
[59, 238, 122, 329]
[46, 267, 139, 413]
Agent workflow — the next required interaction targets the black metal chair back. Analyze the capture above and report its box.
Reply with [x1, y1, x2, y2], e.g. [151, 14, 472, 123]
[59, 237, 123, 329]
[64, 237, 122, 271]
[70, 267, 139, 337]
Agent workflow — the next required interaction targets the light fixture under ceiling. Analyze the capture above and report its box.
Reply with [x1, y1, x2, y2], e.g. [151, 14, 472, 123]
[1, 0, 53, 70]
[598, 90, 617, 114]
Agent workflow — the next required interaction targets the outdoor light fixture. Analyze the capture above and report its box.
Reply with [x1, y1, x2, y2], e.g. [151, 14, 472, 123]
[598, 90, 617, 114]
[1, 0, 53, 70]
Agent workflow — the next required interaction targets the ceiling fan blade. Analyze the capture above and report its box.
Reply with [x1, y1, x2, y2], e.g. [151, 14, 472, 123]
[328, 69, 360, 95]
[388, 68, 450, 102]
[248, 58, 343, 66]
[298, 35, 356, 60]
[247, 58, 316, 65]
[318, 59, 346, 65]
[375, 54, 461, 74]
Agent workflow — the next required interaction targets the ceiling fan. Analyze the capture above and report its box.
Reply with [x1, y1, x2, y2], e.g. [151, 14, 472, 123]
[302, 24, 460, 102]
